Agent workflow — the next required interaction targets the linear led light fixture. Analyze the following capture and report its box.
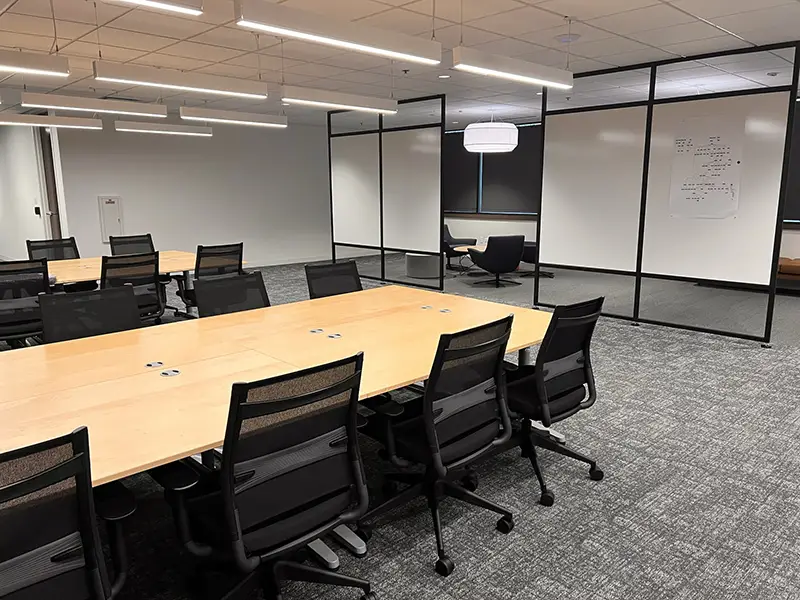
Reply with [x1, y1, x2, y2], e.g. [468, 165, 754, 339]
[114, 120, 212, 137]
[102, 0, 203, 16]
[282, 86, 397, 115]
[235, 0, 441, 66]
[22, 92, 168, 118]
[452, 46, 573, 90]
[0, 114, 102, 130]
[179, 106, 287, 128]
[93, 61, 268, 100]
[0, 49, 70, 77]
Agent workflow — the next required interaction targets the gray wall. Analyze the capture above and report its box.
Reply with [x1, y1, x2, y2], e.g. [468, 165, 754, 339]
[57, 121, 332, 267]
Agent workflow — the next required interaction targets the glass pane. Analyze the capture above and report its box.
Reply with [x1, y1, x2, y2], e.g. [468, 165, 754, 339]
[382, 98, 441, 130]
[537, 269, 635, 318]
[330, 111, 378, 135]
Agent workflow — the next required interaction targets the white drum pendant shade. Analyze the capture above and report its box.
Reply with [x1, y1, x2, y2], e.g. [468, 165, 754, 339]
[463, 122, 518, 153]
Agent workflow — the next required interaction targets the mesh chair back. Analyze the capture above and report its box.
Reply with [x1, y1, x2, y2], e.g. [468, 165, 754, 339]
[532, 297, 604, 424]
[305, 262, 362, 300]
[27, 238, 80, 261]
[217, 354, 368, 568]
[0, 427, 110, 600]
[194, 272, 270, 318]
[40, 285, 141, 343]
[195, 243, 244, 279]
[100, 252, 158, 290]
[108, 234, 155, 256]
[423, 316, 514, 476]
[0, 260, 49, 336]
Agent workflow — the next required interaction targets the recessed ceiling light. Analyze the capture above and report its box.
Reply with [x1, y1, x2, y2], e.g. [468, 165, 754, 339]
[438, 74, 450, 79]
[555, 33, 581, 44]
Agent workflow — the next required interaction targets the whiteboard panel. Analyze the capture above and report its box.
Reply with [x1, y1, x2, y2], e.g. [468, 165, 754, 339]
[331, 134, 381, 247]
[642, 92, 789, 285]
[382, 128, 441, 253]
[540, 106, 647, 272]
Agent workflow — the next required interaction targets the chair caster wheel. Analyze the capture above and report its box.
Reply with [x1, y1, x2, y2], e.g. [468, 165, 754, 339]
[360, 592, 378, 600]
[496, 516, 514, 534]
[355, 525, 372, 543]
[540, 490, 555, 506]
[460, 473, 478, 492]
[589, 467, 604, 481]
[435, 556, 455, 577]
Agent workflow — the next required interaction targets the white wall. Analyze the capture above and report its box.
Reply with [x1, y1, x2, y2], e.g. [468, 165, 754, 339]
[444, 216, 537, 243]
[0, 126, 47, 259]
[57, 121, 331, 267]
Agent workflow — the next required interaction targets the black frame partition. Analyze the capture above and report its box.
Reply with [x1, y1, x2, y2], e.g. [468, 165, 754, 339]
[534, 41, 800, 344]
[328, 95, 446, 292]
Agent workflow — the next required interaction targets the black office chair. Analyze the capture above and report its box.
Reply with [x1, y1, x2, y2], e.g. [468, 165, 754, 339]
[518, 241, 555, 279]
[468, 235, 525, 287]
[358, 316, 516, 576]
[176, 243, 245, 313]
[100, 252, 165, 323]
[0, 258, 50, 347]
[0, 427, 134, 600]
[149, 354, 376, 600]
[28, 237, 98, 293]
[506, 297, 605, 507]
[305, 261, 363, 299]
[442, 225, 477, 271]
[108, 234, 156, 256]
[194, 271, 270, 318]
[40, 285, 141, 343]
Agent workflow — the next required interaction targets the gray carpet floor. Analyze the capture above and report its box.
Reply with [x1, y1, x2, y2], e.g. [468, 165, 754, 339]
[104, 260, 800, 600]
[3, 260, 800, 599]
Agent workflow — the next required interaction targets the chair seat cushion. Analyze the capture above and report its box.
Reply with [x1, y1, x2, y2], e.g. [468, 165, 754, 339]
[392, 416, 499, 466]
[506, 365, 587, 422]
[0, 298, 41, 335]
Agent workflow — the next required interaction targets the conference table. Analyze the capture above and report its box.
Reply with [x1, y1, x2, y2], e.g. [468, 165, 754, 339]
[0, 286, 550, 486]
[48, 250, 198, 285]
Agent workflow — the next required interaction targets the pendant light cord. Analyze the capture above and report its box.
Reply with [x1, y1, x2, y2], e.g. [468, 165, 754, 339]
[565, 17, 573, 70]
[459, 0, 464, 45]
[48, 0, 58, 54]
[94, 2, 102, 60]
[431, 0, 436, 40]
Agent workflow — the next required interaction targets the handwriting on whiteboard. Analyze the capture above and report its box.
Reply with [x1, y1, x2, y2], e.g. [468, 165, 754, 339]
[670, 118, 743, 219]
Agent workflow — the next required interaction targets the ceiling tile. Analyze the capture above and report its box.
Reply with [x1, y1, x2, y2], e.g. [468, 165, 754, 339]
[431, 24, 501, 47]
[566, 58, 615, 73]
[659, 36, 750, 58]
[469, 38, 541, 58]
[190, 26, 263, 51]
[61, 40, 147, 62]
[92, 28, 175, 52]
[0, 13, 93, 41]
[0, 30, 57, 51]
[711, 4, 800, 34]
[568, 36, 650, 59]
[161, 40, 243, 62]
[514, 47, 572, 67]
[667, 0, 795, 19]
[280, 0, 389, 20]
[471, 6, 566, 35]
[520, 21, 613, 47]
[132, 53, 212, 71]
[532, 0, 660, 21]
[630, 21, 728, 46]
[605, 47, 677, 66]
[196, 62, 261, 78]
[355, 8, 451, 34]
[735, 25, 800, 47]
[106, 10, 214, 39]
[9, 0, 128, 26]
[587, 4, 695, 34]
[262, 40, 341, 61]
[404, 0, 525, 23]
[284, 62, 353, 78]
[317, 52, 392, 70]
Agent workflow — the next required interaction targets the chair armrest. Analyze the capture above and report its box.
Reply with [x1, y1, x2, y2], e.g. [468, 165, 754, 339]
[94, 481, 136, 522]
[148, 461, 200, 492]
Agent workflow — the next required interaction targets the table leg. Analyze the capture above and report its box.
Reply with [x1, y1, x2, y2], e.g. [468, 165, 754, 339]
[183, 270, 198, 318]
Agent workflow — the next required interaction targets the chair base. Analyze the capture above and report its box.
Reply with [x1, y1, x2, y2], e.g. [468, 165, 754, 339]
[520, 420, 603, 507]
[518, 270, 555, 278]
[359, 468, 513, 576]
[472, 274, 522, 288]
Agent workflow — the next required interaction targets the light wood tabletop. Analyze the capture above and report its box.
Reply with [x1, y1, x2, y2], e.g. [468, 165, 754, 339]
[454, 244, 487, 253]
[0, 286, 550, 485]
[48, 250, 198, 284]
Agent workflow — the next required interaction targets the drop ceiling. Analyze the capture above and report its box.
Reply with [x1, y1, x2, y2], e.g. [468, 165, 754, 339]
[0, 0, 798, 127]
